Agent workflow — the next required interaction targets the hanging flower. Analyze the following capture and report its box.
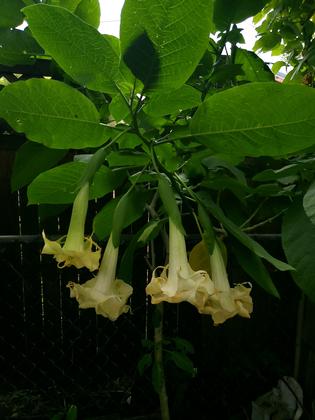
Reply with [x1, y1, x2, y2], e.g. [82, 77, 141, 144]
[67, 234, 133, 321]
[41, 182, 101, 272]
[198, 241, 253, 325]
[146, 218, 213, 308]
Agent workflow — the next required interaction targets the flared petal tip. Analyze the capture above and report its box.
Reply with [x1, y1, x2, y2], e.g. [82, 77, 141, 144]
[199, 283, 253, 325]
[67, 278, 133, 321]
[41, 232, 101, 271]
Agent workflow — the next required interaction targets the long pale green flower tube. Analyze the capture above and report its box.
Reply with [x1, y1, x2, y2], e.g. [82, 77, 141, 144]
[199, 241, 253, 325]
[146, 217, 213, 307]
[67, 234, 133, 321]
[41, 182, 101, 271]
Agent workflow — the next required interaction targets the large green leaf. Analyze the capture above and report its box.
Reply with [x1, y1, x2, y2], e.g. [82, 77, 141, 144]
[74, 0, 100, 28]
[234, 48, 274, 82]
[93, 191, 150, 241]
[213, 0, 268, 31]
[197, 191, 293, 271]
[191, 83, 315, 157]
[0, 28, 43, 66]
[28, 162, 125, 204]
[46, 0, 81, 11]
[282, 199, 315, 302]
[11, 141, 67, 191]
[112, 189, 149, 246]
[0, 79, 111, 149]
[118, 220, 162, 282]
[303, 179, 315, 224]
[23, 4, 119, 93]
[144, 85, 201, 116]
[232, 241, 280, 298]
[120, 0, 214, 91]
[0, 0, 24, 28]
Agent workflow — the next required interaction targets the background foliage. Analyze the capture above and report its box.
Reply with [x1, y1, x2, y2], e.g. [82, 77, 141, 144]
[1, 0, 315, 418]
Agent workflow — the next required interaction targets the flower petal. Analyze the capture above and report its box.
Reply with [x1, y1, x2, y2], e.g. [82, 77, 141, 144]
[42, 231, 101, 271]
[67, 277, 133, 321]
[146, 264, 213, 307]
[199, 283, 253, 325]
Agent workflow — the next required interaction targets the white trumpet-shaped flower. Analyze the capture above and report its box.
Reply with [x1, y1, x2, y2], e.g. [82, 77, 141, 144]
[67, 234, 133, 321]
[199, 241, 253, 325]
[41, 182, 101, 272]
[146, 218, 213, 308]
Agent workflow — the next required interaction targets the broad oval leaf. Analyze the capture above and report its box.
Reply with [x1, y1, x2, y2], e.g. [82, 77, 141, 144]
[191, 83, 315, 157]
[23, 4, 119, 93]
[213, 0, 268, 31]
[46, 0, 81, 12]
[234, 48, 274, 82]
[11, 141, 67, 192]
[282, 199, 315, 302]
[232, 241, 280, 298]
[28, 162, 125, 204]
[145, 85, 201, 116]
[303, 179, 315, 224]
[112, 189, 149, 246]
[74, 0, 100, 28]
[0, 78, 110, 149]
[0, 28, 43, 66]
[120, 0, 214, 91]
[0, 0, 24, 28]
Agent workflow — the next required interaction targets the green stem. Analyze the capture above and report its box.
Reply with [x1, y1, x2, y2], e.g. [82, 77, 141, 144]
[154, 303, 170, 420]
[242, 209, 286, 232]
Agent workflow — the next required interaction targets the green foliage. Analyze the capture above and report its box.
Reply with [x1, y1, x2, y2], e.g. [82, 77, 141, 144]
[282, 199, 315, 303]
[0, 29, 43, 66]
[0, 0, 25, 28]
[0, 79, 110, 149]
[213, 0, 269, 30]
[27, 162, 124, 204]
[234, 48, 274, 82]
[191, 83, 315, 157]
[23, 4, 120, 93]
[2, 0, 315, 312]
[120, 0, 215, 91]
[74, 0, 101, 28]
[11, 142, 67, 191]
[254, 0, 315, 83]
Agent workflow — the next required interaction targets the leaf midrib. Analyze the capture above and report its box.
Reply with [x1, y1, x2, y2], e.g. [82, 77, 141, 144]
[193, 117, 315, 137]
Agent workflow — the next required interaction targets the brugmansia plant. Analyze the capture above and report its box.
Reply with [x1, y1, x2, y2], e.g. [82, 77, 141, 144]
[1, 0, 315, 418]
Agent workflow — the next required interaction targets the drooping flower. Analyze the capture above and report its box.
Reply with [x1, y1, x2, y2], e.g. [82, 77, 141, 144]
[198, 240, 253, 325]
[146, 217, 213, 308]
[67, 234, 133, 321]
[41, 182, 101, 272]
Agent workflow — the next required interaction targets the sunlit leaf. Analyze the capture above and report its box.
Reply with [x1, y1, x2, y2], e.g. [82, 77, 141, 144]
[191, 83, 315, 157]
[23, 4, 120, 93]
[0, 79, 111, 149]
[120, 0, 214, 91]
[28, 162, 125, 204]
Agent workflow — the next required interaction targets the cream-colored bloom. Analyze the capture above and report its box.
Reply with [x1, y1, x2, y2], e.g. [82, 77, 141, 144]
[67, 234, 133, 321]
[41, 182, 101, 271]
[146, 218, 213, 307]
[198, 241, 253, 325]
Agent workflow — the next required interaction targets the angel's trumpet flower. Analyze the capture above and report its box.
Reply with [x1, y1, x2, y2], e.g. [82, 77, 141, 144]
[41, 182, 101, 271]
[67, 234, 133, 321]
[199, 241, 253, 325]
[146, 218, 213, 307]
